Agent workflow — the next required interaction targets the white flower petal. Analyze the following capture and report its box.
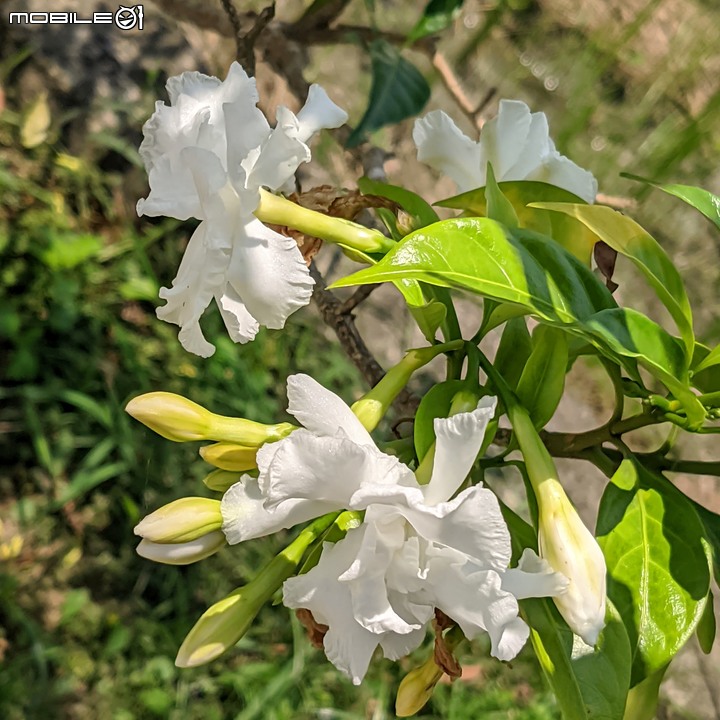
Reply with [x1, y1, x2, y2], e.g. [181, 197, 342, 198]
[156, 220, 231, 358]
[137, 532, 225, 565]
[526, 152, 598, 204]
[283, 527, 380, 685]
[413, 110, 484, 193]
[215, 286, 260, 344]
[379, 626, 427, 661]
[502, 548, 569, 599]
[220, 475, 336, 544]
[477, 100, 533, 180]
[223, 100, 270, 183]
[502, 110, 552, 179]
[293, 84, 349, 143]
[426, 545, 529, 661]
[424, 396, 497, 505]
[225, 218, 314, 330]
[256, 430, 377, 509]
[285, 374, 374, 446]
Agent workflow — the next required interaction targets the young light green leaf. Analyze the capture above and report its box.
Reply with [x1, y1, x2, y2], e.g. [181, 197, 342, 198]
[622, 666, 668, 720]
[484, 163, 519, 228]
[439, 180, 597, 263]
[516, 325, 568, 428]
[692, 341, 720, 376]
[494, 317, 532, 388]
[408, 298, 446, 342]
[357, 176, 439, 229]
[621, 173, 720, 230]
[346, 41, 430, 148]
[531, 202, 694, 356]
[597, 459, 711, 685]
[407, 0, 464, 43]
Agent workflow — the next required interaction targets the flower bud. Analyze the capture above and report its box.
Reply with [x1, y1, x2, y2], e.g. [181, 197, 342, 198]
[199, 443, 258, 471]
[203, 469, 241, 492]
[126, 392, 212, 441]
[137, 532, 226, 565]
[134, 497, 222, 543]
[536, 479, 607, 646]
[175, 512, 338, 667]
[126, 392, 296, 445]
[395, 655, 444, 717]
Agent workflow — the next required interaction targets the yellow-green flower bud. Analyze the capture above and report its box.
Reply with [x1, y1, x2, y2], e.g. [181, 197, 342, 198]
[126, 392, 212, 441]
[203, 469, 241, 492]
[176, 512, 338, 667]
[126, 392, 296, 446]
[137, 531, 226, 565]
[199, 443, 258, 471]
[395, 655, 444, 717]
[134, 497, 222, 543]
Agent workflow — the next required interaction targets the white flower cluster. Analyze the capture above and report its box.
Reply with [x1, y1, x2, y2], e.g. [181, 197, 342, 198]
[219, 375, 567, 684]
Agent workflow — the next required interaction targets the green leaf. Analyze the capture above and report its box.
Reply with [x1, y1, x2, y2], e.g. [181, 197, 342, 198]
[596, 459, 711, 685]
[484, 163, 519, 228]
[531, 203, 694, 356]
[690, 342, 720, 393]
[577, 308, 704, 428]
[697, 590, 716, 654]
[414, 380, 468, 460]
[409, 298, 447, 342]
[407, 0, 464, 43]
[39, 233, 103, 270]
[621, 173, 720, 230]
[494, 317, 532, 388]
[357, 176, 439, 229]
[693, 503, 720, 584]
[346, 41, 430, 148]
[331, 217, 615, 323]
[439, 180, 597, 263]
[516, 325, 568, 428]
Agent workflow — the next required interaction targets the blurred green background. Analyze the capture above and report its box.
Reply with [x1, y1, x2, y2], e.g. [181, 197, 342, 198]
[1, 0, 718, 718]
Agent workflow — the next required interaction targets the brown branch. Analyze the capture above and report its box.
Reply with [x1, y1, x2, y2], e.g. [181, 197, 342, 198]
[219, 0, 276, 76]
[338, 285, 379, 314]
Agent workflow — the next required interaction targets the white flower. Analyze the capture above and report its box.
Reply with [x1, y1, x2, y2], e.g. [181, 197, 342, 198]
[137, 63, 348, 356]
[413, 100, 598, 203]
[220, 375, 568, 684]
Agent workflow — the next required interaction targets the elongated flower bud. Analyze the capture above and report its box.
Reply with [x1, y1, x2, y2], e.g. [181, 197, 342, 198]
[203, 469, 241, 492]
[395, 655, 444, 717]
[199, 443, 258, 471]
[137, 532, 226, 565]
[535, 479, 607, 645]
[176, 512, 337, 667]
[134, 497, 222, 543]
[126, 392, 295, 445]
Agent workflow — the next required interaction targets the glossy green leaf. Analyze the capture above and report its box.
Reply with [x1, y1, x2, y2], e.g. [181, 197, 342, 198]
[532, 202, 694, 356]
[331, 218, 615, 322]
[597, 459, 711, 685]
[439, 180, 598, 263]
[621, 173, 720, 230]
[692, 341, 720, 376]
[693, 503, 720, 584]
[346, 41, 430, 148]
[413, 380, 468, 460]
[494, 317, 532, 388]
[697, 590, 716, 654]
[485, 163, 519, 228]
[516, 325, 568, 428]
[408, 298, 446, 342]
[576, 307, 704, 428]
[357, 176, 439, 230]
[407, 0, 464, 43]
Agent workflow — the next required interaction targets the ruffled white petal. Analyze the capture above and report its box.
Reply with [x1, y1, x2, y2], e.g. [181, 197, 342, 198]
[285, 374, 374, 446]
[502, 548, 569, 599]
[526, 151, 598, 204]
[215, 286, 260, 344]
[413, 110, 484, 193]
[502, 110, 552, 179]
[424, 396, 497, 505]
[293, 84, 349, 143]
[477, 100, 534, 180]
[220, 475, 337, 544]
[225, 218, 314, 330]
[283, 528, 381, 685]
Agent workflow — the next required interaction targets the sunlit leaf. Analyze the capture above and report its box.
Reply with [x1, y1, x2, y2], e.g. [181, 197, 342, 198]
[494, 317, 532, 388]
[21, 92, 51, 148]
[597, 459, 711, 685]
[413, 380, 469, 461]
[532, 202, 694, 356]
[621, 173, 720, 230]
[346, 41, 430, 148]
[357, 176, 439, 229]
